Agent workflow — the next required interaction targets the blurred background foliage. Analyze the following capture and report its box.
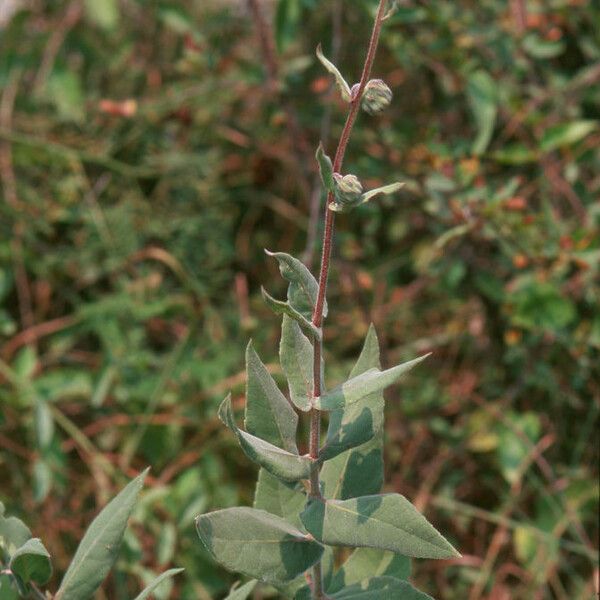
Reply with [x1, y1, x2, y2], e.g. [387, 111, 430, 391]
[0, 0, 598, 598]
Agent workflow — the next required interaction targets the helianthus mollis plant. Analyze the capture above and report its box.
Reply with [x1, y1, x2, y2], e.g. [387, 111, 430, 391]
[195, 2, 459, 599]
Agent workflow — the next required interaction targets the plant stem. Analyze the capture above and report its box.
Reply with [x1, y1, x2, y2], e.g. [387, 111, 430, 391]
[308, 2, 389, 597]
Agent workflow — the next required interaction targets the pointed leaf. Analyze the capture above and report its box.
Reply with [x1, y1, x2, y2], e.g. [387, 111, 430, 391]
[245, 341, 298, 452]
[321, 325, 384, 461]
[224, 579, 258, 600]
[315, 354, 430, 410]
[330, 576, 434, 599]
[195, 507, 324, 583]
[359, 182, 405, 206]
[0, 514, 32, 556]
[467, 70, 497, 155]
[300, 494, 459, 559]
[253, 469, 306, 529]
[280, 315, 315, 412]
[133, 568, 185, 600]
[219, 395, 311, 482]
[316, 44, 351, 102]
[261, 287, 321, 340]
[9, 538, 52, 586]
[321, 326, 385, 499]
[328, 548, 410, 594]
[316, 142, 335, 193]
[540, 120, 598, 152]
[55, 469, 148, 600]
[265, 250, 326, 319]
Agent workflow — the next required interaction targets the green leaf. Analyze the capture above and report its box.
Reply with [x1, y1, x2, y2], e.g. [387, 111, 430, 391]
[265, 250, 325, 320]
[357, 182, 405, 207]
[261, 287, 321, 341]
[321, 326, 384, 461]
[540, 120, 598, 152]
[35, 400, 54, 449]
[328, 548, 410, 594]
[315, 354, 430, 410]
[253, 469, 306, 529]
[47, 70, 85, 123]
[84, 0, 119, 30]
[132, 568, 185, 600]
[224, 580, 258, 600]
[0, 574, 19, 600]
[330, 576, 434, 599]
[275, 0, 302, 53]
[245, 341, 299, 451]
[55, 469, 148, 600]
[219, 395, 311, 482]
[316, 143, 335, 193]
[467, 70, 497, 155]
[0, 513, 32, 556]
[195, 507, 324, 583]
[320, 326, 385, 499]
[9, 538, 52, 586]
[280, 315, 315, 412]
[523, 33, 565, 59]
[300, 494, 459, 559]
[316, 44, 352, 102]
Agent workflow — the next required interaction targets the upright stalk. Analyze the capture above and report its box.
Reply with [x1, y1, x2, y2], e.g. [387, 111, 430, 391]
[308, 2, 388, 597]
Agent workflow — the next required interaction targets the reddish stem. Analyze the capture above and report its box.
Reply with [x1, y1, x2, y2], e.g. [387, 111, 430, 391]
[308, 2, 389, 597]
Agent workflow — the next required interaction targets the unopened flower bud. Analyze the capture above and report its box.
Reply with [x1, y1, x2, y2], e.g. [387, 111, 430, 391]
[361, 79, 392, 115]
[333, 173, 363, 207]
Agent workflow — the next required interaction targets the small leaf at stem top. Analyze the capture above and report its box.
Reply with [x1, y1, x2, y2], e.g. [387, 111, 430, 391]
[316, 44, 352, 102]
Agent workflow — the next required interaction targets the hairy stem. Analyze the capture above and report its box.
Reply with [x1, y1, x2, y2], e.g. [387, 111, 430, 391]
[308, 2, 389, 597]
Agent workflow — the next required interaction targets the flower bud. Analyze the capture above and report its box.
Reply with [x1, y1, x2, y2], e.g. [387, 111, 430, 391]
[361, 79, 392, 115]
[333, 173, 363, 207]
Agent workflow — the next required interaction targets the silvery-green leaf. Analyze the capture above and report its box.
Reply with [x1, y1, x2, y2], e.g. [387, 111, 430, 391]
[280, 315, 314, 412]
[55, 469, 148, 600]
[245, 341, 298, 451]
[253, 469, 306, 529]
[321, 325, 384, 461]
[359, 182, 405, 206]
[265, 250, 326, 319]
[0, 513, 32, 556]
[133, 568, 185, 600]
[224, 579, 258, 600]
[315, 354, 430, 410]
[467, 70, 497, 155]
[328, 548, 410, 594]
[300, 494, 460, 559]
[9, 538, 52, 586]
[261, 287, 321, 341]
[219, 395, 311, 482]
[316, 44, 351, 102]
[330, 576, 435, 599]
[316, 142, 335, 193]
[321, 326, 385, 499]
[195, 507, 324, 583]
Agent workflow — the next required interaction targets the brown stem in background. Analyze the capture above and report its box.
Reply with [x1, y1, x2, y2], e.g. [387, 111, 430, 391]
[308, 2, 389, 597]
